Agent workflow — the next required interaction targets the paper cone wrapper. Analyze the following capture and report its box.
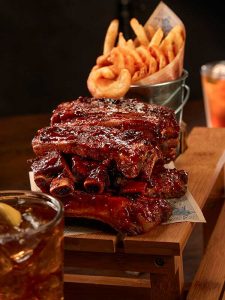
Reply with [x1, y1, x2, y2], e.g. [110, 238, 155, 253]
[136, 1, 186, 85]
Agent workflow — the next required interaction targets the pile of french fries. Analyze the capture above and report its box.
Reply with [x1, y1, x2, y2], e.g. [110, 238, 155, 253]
[87, 18, 185, 99]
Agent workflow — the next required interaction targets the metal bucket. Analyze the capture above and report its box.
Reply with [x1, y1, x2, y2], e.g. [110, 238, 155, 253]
[125, 70, 190, 124]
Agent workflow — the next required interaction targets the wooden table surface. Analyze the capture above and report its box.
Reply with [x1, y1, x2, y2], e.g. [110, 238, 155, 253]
[1, 100, 225, 300]
[0, 114, 49, 190]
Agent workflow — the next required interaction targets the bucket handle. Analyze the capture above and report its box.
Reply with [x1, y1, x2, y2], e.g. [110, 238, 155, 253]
[160, 85, 183, 107]
[175, 84, 190, 115]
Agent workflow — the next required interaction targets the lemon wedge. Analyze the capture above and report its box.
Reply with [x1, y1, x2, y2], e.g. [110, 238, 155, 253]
[0, 203, 22, 227]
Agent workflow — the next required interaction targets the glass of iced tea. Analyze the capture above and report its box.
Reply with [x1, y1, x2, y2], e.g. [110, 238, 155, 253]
[0, 190, 64, 300]
[201, 61, 225, 127]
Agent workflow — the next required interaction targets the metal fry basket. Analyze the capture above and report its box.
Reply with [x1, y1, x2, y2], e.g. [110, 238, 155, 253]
[126, 70, 190, 125]
[125, 70, 190, 154]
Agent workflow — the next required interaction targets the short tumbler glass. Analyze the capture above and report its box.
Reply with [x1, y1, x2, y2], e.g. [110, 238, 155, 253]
[0, 190, 64, 300]
[201, 61, 225, 127]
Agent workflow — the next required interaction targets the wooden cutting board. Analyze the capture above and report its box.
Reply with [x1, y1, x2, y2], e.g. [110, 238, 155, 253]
[64, 127, 225, 255]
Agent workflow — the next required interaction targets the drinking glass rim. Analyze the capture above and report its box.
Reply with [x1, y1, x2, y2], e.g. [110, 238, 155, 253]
[0, 190, 64, 242]
[201, 60, 225, 76]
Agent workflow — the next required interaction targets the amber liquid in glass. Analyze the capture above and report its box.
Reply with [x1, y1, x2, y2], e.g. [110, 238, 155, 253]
[0, 198, 64, 300]
[202, 75, 225, 127]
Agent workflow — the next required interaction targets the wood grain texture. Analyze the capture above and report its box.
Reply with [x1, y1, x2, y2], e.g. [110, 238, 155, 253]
[64, 281, 151, 300]
[187, 200, 225, 300]
[0, 114, 49, 190]
[64, 232, 118, 253]
[64, 251, 177, 274]
[64, 273, 150, 288]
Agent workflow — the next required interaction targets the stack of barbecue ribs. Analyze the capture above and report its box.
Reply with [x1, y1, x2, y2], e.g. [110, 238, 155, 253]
[31, 97, 188, 235]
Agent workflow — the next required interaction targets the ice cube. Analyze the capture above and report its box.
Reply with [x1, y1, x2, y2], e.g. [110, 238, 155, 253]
[22, 211, 42, 229]
[10, 248, 34, 263]
[2, 236, 41, 265]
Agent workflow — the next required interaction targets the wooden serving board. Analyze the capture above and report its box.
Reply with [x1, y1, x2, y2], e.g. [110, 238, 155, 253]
[64, 127, 225, 255]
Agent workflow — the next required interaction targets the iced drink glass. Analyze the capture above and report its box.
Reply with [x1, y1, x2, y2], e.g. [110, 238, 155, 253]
[0, 190, 64, 300]
[201, 61, 225, 127]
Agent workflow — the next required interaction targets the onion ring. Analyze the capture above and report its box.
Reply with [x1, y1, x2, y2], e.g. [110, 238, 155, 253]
[87, 67, 131, 98]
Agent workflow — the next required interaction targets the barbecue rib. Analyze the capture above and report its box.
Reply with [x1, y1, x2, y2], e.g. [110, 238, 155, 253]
[32, 125, 159, 179]
[51, 97, 180, 162]
[32, 152, 188, 200]
[51, 97, 179, 138]
[63, 191, 172, 235]
[83, 160, 110, 194]
[119, 167, 188, 199]
[31, 150, 75, 194]
[30, 97, 188, 235]
[71, 155, 99, 182]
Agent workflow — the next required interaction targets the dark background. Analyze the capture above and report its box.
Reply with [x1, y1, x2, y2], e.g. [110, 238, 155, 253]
[0, 0, 224, 116]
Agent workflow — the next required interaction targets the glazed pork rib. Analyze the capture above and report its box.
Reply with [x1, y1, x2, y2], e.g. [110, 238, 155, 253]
[51, 97, 179, 138]
[32, 152, 188, 201]
[119, 167, 188, 199]
[32, 125, 159, 179]
[83, 160, 110, 194]
[31, 152, 174, 235]
[31, 150, 75, 195]
[51, 97, 180, 162]
[63, 191, 172, 235]
[31, 97, 188, 235]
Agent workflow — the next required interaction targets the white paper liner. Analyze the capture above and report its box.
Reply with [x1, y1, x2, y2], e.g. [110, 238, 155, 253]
[136, 1, 186, 85]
